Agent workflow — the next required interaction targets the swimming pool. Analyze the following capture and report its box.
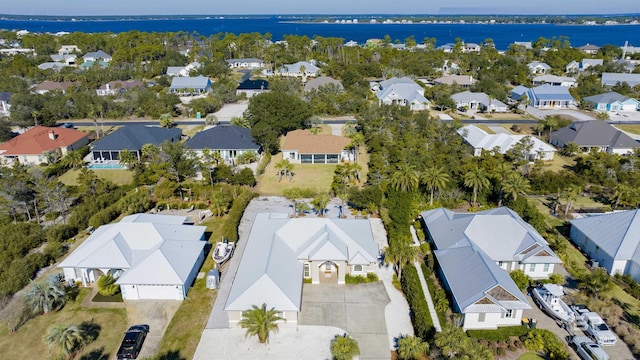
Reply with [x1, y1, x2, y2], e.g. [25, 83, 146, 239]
[88, 163, 124, 169]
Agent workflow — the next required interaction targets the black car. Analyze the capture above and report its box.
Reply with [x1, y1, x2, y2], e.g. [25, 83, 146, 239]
[116, 325, 150, 359]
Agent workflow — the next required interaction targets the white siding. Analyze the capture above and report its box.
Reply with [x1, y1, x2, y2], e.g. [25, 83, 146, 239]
[524, 263, 555, 279]
[463, 309, 523, 330]
[125, 284, 182, 300]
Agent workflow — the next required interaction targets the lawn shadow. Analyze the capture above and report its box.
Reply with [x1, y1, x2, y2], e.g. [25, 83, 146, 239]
[155, 350, 187, 360]
[80, 319, 102, 342]
[80, 347, 109, 360]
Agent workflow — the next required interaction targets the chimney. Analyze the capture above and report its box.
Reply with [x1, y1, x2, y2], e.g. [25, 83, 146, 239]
[48, 131, 58, 140]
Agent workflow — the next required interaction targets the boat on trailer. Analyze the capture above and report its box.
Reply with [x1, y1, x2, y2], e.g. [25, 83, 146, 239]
[213, 239, 235, 264]
[531, 283, 575, 324]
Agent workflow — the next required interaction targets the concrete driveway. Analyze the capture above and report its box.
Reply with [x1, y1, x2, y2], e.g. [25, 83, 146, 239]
[299, 282, 391, 360]
[212, 101, 249, 122]
[124, 300, 182, 359]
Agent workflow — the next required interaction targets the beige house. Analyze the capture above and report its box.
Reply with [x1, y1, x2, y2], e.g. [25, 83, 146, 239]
[282, 129, 353, 164]
[225, 213, 380, 326]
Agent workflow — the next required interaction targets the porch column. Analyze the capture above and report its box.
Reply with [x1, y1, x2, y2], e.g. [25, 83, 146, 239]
[311, 261, 320, 284]
[337, 261, 346, 284]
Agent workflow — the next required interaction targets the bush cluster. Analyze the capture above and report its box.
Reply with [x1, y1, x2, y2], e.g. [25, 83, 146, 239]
[401, 264, 435, 341]
[220, 190, 257, 242]
[345, 272, 378, 284]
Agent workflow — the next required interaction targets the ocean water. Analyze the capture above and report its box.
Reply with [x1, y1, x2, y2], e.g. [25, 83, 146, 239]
[1, 16, 639, 50]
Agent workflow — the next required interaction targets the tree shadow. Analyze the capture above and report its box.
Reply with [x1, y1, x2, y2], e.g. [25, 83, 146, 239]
[80, 347, 109, 360]
[66, 283, 81, 302]
[80, 319, 101, 343]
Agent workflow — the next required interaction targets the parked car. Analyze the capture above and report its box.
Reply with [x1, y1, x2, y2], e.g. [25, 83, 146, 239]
[570, 336, 610, 360]
[117, 325, 150, 359]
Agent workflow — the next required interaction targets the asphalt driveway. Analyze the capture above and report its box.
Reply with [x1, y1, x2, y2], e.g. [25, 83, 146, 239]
[298, 282, 391, 360]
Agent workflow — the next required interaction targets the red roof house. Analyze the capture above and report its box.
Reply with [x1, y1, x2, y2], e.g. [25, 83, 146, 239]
[0, 126, 89, 166]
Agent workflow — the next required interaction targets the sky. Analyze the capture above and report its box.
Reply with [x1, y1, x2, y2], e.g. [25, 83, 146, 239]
[3, 0, 640, 16]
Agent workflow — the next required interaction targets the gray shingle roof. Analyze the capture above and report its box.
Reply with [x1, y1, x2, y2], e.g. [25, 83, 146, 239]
[184, 125, 260, 151]
[91, 125, 182, 151]
[551, 120, 638, 148]
[602, 73, 640, 87]
[583, 91, 629, 104]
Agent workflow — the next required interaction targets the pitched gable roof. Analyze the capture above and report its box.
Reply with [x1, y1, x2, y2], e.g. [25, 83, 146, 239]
[90, 125, 182, 151]
[184, 125, 259, 151]
[282, 130, 350, 154]
[304, 76, 343, 92]
[225, 213, 378, 311]
[458, 125, 556, 155]
[583, 91, 630, 104]
[0, 126, 88, 155]
[551, 120, 638, 148]
[237, 79, 269, 90]
[170, 75, 211, 90]
[59, 214, 206, 286]
[571, 210, 640, 262]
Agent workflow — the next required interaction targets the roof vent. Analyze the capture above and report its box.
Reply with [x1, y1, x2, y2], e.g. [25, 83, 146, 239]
[48, 131, 58, 140]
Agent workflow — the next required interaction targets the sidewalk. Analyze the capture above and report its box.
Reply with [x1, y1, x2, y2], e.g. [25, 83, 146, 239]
[410, 225, 442, 332]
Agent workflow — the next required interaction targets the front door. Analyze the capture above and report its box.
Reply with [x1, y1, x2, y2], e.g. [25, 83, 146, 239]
[319, 261, 338, 284]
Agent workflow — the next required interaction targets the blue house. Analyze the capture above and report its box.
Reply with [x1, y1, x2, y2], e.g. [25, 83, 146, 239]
[583, 92, 640, 112]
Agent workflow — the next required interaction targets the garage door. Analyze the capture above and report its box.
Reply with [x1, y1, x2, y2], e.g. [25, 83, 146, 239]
[136, 285, 181, 300]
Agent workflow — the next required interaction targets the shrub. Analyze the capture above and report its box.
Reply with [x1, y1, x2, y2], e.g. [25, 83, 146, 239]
[345, 273, 379, 284]
[220, 189, 257, 242]
[97, 275, 120, 296]
[46, 224, 76, 243]
[401, 264, 435, 341]
[510, 270, 531, 291]
[256, 153, 271, 176]
[468, 326, 529, 342]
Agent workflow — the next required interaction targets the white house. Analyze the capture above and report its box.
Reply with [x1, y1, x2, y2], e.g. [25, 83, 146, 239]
[58, 214, 206, 300]
[82, 50, 112, 62]
[226, 58, 265, 69]
[277, 61, 319, 78]
[551, 120, 639, 155]
[532, 75, 577, 87]
[225, 213, 379, 326]
[583, 92, 640, 112]
[375, 77, 430, 111]
[527, 61, 552, 74]
[570, 210, 640, 282]
[451, 91, 508, 112]
[421, 207, 561, 329]
[458, 125, 556, 161]
[58, 45, 80, 55]
[166, 62, 202, 77]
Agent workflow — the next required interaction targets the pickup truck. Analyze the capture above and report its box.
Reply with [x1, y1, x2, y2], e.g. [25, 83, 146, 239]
[571, 305, 617, 346]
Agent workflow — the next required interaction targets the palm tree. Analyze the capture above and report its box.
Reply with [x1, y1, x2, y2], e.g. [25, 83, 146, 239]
[312, 192, 332, 216]
[490, 162, 513, 207]
[118, 149, 137, 169]
[44, 324, 88, 359]
[330, 333, 360, 360]
[577, 268, 611, 300]
[389, 164, 419, 192]
[205, 114, 219, 126]
[159, 113, 174, 128]
[60, 150, 84, 169]
[275, 159, 294, 182]
[612, 183, 633, 209]
[397, 335, 429, 360]
[230, 116, 250, 128]
[420, 166, 450, 206]
[141, 144, 160, 164]
[502, 173, 531, 203]
[560, 141, 580, 157]
[562, 185, 580, 217]
[24, 273, 68, 315]
[434, 326, 467, 358]
[239, 303, 283, 344]
[384, 239, 418, 280]
[463, 166, 490, 207]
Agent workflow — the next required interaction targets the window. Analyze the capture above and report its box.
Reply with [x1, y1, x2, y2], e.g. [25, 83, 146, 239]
[543, 263, 550, 272]
[529, 264, 536, 272]
[353, 265, 363, 273]
[303, 263, 310, 278]
[324, 262, 332, 271]
[501, 309, 513, 318]
[498, 261, 504, 267]
[478, 313, 486, 322]
[276, 311, 285, 319]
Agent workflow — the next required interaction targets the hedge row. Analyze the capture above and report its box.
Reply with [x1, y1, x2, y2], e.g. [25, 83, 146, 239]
[421, 263, 447, 326]
[467, 326, 530, 342]
[401, 264, 435, 341]
[220, 190, 258, 242]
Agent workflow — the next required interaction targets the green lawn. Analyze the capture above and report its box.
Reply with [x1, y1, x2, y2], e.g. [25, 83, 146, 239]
[155, 216, 226, 359]
[614, 124, 640, 135]
[59, 168, 133, 186]
[0, 288, 128, 360]
[254, 153, 337, 196]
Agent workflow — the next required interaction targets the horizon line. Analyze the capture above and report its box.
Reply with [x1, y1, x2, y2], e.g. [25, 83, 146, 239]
[1, 13, 640, 17]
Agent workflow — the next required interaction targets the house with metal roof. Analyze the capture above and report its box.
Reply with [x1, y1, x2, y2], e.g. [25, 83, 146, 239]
[82, 50, 112, 62]
[602, 72, 640, 87]
[59, 214, 206, 300]
[532, 75, 577, 87]
[578, 44, 600, 55]
[527, 61, 551, 74]
[226, 58, 265, 69]
[184, 125, 260, 164]
[169, 75, 211, 95]
[421, 207, 561, 329]
[526, 84, 575, 108]
[451, 91, 508, 113]
[565, 59, 604, 74]
[224, 213, 379, 325]
[90, 125, 182, 162]
[458, 125, 556, 161]
[166, 61, 202, 77]
[96, 80, 144, 96]
[570, 210, 640, 282]
[550, 120, 638, 155]
[235, 79, 269, 98]
[375, 77, 430, 111]
[433, 74, 476, 88]
[277, 61, 319, 78]
[583, 92, 640, 112]
[0, 126, 89, 166]
[282, 129, 353, 164]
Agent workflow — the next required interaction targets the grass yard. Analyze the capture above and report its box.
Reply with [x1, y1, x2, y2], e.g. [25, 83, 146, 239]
[179, 124, 205, 137]
[59, 168, 133, 186]
[537, 154, 575, 172]
[614, 124, 640, 135]
[254, 153, 337, 196]
[0, 288, 128, 360]
[516, 353, 544, 360]
[155, 216, 226, 359]
[475, 124, 495, 134]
